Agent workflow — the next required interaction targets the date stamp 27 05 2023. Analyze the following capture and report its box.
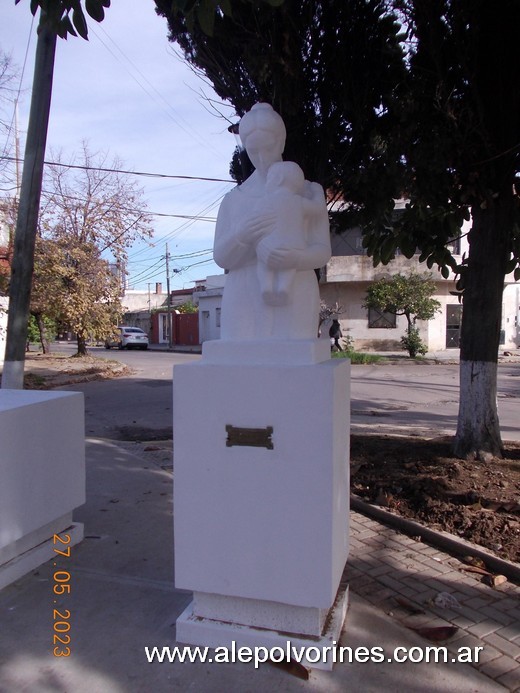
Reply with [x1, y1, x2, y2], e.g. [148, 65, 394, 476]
[52, 532, 72, 657]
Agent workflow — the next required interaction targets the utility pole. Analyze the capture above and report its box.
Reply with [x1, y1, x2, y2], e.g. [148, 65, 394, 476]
[14, 99, 22, 201]
[2, 17, 57, 389]
[165, 244, 173, 350]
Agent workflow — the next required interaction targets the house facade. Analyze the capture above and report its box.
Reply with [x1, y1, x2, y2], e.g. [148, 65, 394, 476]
[194, 274, 226, 344]
[320, 218, 519, 352]
[195, 221, 519, 353]
[121, 284, 201, 347]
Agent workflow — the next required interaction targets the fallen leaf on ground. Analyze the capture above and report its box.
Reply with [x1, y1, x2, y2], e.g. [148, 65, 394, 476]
[483, 574, 508, 588]
[408, 626, 458, 642]
[268, 659, 310, 680]
[462, 556, 487, 569]
[460, 565, 491, 576]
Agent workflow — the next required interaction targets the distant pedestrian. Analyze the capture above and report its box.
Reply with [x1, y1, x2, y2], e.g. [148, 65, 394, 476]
[329, 319, 343, 351]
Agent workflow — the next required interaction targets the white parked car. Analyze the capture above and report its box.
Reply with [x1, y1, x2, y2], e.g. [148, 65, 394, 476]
[105, 326, 149, 350]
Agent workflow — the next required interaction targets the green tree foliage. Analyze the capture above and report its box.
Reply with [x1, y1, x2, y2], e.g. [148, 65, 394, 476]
[0, 199, 16, 294]
[154, 0, 407, 217]
[33, 236, 122, 355]
[363, 0, 520, 281]
[16, 0, 111, 39]
[166, 0, 284, 37]
[156, 0, 519, 458]
[382, 0, 519, 458]
[174, 300, 198, 314]
[363, 273, 441, 357]
[27, 312, 56, 349]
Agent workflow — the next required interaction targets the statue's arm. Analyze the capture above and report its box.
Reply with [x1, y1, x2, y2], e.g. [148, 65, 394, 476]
[213, 193, 255, 270]
[295, 182, 331, 270]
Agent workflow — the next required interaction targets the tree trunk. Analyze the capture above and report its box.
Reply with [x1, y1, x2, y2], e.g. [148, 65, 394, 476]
[76, 334, 89, 357]
[1, 19, 56, 389]
[34, 312, 51, 354]
[453, 194, 512, 460]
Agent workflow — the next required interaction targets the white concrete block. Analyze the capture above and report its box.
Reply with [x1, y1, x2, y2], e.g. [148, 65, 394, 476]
[0, 521, 83, 591]
[176, 584, 349, 671]
[173, 357, 350, 610]
[202, 338, 331, 365]
[0, 390, 85, 585]
[193, 592, 328, 636]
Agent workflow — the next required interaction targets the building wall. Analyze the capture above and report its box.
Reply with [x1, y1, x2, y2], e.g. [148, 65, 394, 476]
[121, 287, 167, 313]
[503, 283, 520, 348]
[0, 296, 8, 365]
[195, 274, 226, 343]
[322, 241, 519, 352]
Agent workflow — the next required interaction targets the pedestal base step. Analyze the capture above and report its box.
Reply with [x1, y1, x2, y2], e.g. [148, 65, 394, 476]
[176, 584, 349, 671]
[0, 522, 83, 591]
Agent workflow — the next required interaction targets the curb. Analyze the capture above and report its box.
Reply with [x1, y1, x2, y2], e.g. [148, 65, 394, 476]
[350, 494, 520, 584]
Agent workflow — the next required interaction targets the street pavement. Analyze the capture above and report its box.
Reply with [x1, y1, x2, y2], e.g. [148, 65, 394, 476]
[0, 350, 519, 692]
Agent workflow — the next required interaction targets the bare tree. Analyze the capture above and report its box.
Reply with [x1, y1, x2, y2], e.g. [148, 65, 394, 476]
[36, 144, 153, 356]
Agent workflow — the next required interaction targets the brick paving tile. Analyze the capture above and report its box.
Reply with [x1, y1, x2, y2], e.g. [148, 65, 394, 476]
[451, 616, 479, 630]
[478, 654, 519, 679]
[494, 599, 520, 614]
[480, 607, 517, 627]
[348, 506, 520, 688]
[483, 633, 520, 661]
[364, 589, 396, 607]
[471, 644, 502, 666]
[448, 632, 487, 653]
[376, 574, 411, 594]
[463, 595, 497, 610]
[427, 606, 460, 621]
[435, 570, 467, 584]
[394, 586, 434, 602]
[424, 577, 457, 593]
[467, 620, 502, 639]
[350, 580, 380, 596]
[451, 584, 488, 600]
[496, 625, 520, 642]
[367, 564, 398, 578]
[496, 666, 520, 691]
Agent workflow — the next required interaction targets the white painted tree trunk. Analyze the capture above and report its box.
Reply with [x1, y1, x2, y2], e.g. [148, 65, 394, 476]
[455, 360, 503, 460]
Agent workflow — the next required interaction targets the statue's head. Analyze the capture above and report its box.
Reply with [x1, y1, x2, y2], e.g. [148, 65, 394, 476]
[239, 103, 286, 173]
[266, 161, 305, 193]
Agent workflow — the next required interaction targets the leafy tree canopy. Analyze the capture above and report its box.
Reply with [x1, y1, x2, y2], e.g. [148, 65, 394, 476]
[362, 0, 520, 279]
[16, 0, 111, 39]
[363, 272, 441, 358]
[363, 272, 441, 325]
[155, 0, 519, 457]
[155, 0, 408, 221]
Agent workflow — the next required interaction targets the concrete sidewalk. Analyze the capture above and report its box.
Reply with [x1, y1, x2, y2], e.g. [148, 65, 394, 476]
[1, 437, 518, 692]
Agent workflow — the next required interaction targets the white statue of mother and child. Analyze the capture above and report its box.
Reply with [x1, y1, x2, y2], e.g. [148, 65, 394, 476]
[214, 102, 331, 341]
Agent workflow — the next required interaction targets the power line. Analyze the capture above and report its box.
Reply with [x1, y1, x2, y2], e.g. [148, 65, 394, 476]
[1, 155, 234, 184]
[39, 186, 218, 222]
[91, 23, 226, 161]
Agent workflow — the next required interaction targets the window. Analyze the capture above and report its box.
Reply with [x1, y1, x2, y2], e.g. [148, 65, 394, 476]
[215, 308, 221, 327]
[368, 307, 396, 328]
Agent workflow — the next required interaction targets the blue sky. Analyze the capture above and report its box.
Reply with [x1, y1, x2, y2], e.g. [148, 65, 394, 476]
[1, 1, 237, 291]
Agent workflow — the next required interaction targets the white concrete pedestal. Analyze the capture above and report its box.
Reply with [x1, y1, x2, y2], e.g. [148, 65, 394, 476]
[0, 390, 85, 590]
[173, 340, 350, 669]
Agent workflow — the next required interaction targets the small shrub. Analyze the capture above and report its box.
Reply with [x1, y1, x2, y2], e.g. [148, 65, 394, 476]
[401, 326, 428, 358]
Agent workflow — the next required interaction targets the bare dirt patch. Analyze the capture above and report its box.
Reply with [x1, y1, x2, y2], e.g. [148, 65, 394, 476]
[19, 353, 131, 389]
[351, 434, 520, 564]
